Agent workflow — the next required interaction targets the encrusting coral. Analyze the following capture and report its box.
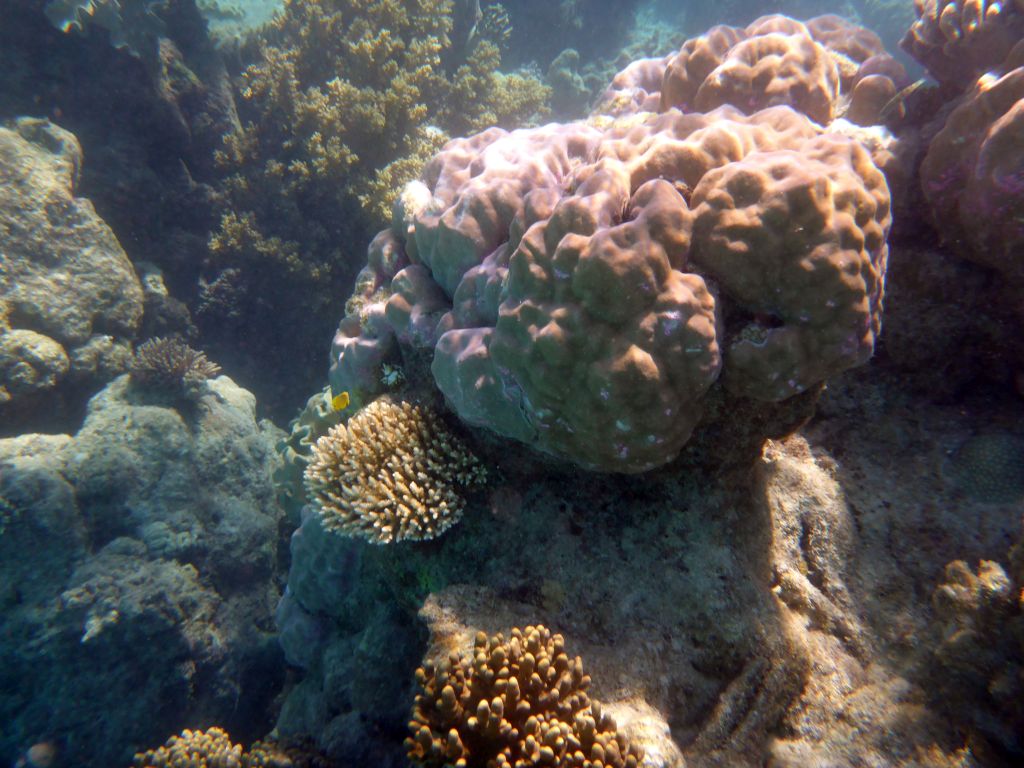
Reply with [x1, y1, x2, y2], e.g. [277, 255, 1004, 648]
[406, 625, 643, 768]
[130, 336, 222, 397]
[303, 397, 486, 543]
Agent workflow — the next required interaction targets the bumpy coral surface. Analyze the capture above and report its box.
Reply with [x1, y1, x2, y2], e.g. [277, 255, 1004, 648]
[406, 625, 643, 768]
[901, 0, 1024, 89]
[304, 397, 486, 543]
[134, 728, 302, 768]
[658, 14, 903, 127]
[919, 40, 1024, 281]
[331, 102, 891, 473]
[688, 133, 890, 400]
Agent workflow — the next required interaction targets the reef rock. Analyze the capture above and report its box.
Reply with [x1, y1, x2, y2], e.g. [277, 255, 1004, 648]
[0, 118, 142, 425]
[0, 374, 286, 768]
[276, 359, 1020, 766]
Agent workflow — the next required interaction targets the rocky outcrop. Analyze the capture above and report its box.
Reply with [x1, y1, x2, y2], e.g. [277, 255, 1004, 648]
[0, 118, 143, 428]
[0, 374, 287, 768]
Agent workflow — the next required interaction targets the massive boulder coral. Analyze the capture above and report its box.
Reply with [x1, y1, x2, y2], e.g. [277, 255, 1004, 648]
[406, 625, 643, 768]
[919, 40, 1024, 283]
[330, 104, 891, 473]
[901, 0, 1024, 90]
[688, 133, 889, 400]
[656, 14, 905, 127]
[0, 118, 143, 422]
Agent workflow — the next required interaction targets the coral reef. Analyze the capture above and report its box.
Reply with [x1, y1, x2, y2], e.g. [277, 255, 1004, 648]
[130, 336, 222, 399]
[0, 374, 287, 767]
[277, 355, 1020, 766]
[0, 117, 142, 430]
[331, 101, 890, 473]
[304, 397, 487, 543]
[406, 625, 643, 768]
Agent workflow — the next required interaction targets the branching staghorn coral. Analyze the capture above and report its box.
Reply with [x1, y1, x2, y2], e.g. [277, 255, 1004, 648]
[303, 397, 486, 543]
[406, 625, 643, 767]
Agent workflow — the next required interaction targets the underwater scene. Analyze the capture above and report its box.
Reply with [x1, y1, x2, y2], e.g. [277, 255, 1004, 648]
[2, 0, 1024, 765]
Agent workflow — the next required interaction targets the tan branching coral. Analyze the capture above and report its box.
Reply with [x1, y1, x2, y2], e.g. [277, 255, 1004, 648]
[406, 625, 643, 768]
[133, 729, 302, 768]
[303, 397, 486, 543]
[211, 0, 550, 315]
[130, 336, 221, 397]
[133, 727, 244, 768]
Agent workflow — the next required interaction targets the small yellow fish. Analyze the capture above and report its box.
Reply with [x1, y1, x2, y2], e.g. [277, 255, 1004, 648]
[331, 391, 350, 411]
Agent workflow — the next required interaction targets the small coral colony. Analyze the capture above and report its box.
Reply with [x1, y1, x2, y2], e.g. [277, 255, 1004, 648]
[2, 0, 1023, 767]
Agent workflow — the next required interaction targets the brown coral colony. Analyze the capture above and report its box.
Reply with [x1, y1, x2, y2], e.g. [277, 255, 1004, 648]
[407, 625, 642, 768]
[130, 336, 221, 394]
